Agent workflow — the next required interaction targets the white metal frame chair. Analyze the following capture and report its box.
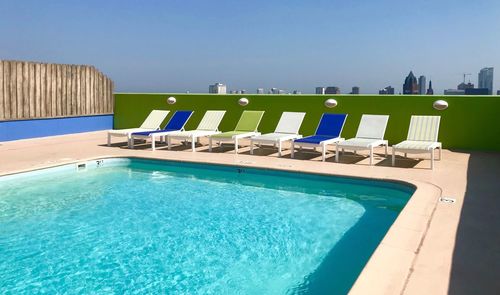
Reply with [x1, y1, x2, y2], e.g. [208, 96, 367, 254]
[335, 114, 390, 165]
[249, 112, 306, 157]
[166, 110, 226, 152]
[107, 110, 169, 147]
[392, 115, 442, 169]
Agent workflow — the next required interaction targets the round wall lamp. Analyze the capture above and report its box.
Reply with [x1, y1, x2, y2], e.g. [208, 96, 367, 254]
[238, 97, 249, 106]
[324, 98, 338, 108]
[167, 96, 176, 105]
[433, 100, 448, 110]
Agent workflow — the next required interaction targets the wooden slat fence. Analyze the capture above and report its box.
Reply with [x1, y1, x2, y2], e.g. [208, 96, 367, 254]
[0, 60, 114, 121]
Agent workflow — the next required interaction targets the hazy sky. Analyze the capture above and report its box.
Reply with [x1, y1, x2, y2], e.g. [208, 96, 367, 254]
[1, 0, 499, 94]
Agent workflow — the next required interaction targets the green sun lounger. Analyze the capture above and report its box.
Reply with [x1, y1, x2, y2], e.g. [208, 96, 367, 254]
[209, 110, 264, 154]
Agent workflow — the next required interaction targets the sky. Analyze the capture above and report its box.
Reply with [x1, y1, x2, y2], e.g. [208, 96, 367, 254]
[1, 0, 499, 94]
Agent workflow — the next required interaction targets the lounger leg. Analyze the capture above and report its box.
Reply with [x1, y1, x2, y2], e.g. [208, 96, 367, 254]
[438, 145, 442, 160]
[291, 143, 295, 158]
[404, 153, 407, 158]
[322, 144, 326, 162]
[250, 140, 254, 155]
[152, 136, 156, 151]
[167, 136, 172, 150]
[191, 135, 196, 152]
[335, 144, 339, 162]
[431, 149, 435, 170]
[209, 138, 213, 152]
[384, 144, 388, 157]
[235, 138, 239, 154]
[392, 148, 396, 166]
[370, 146, 374, 165]
[278, 141, 282, 157]
[129, 134, 134, 149]
[107, 134, 111, 146]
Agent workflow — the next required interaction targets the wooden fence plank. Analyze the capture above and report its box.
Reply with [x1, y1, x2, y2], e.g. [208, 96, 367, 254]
[40, 63, 46, 117]
[0, 61, 4, 120]
[29, 62, 35, 118]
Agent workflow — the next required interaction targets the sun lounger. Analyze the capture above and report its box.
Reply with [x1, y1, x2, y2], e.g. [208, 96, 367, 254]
[291, 113, 347, 161]
[107, 110, 169, 147]
[209, 110, 265, 154]
[392, 115, 442, 169]
[249, 112, 306, 156]
[335, 114, 389, 165]
[166, 110, 226, 152]
[130, 110, 193, 150]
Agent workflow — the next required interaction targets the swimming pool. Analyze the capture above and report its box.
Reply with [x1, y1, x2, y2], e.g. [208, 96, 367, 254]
[0, 158, 414, 294]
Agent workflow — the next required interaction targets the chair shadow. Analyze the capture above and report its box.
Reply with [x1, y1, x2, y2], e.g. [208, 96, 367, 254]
[239, 147, 280, 157]
[376, 156, 422, 168]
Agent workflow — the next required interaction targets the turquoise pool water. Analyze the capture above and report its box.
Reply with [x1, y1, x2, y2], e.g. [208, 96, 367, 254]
[0, 158, 413, 294]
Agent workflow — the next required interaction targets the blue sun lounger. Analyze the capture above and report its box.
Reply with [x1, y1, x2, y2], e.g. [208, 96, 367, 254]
[130, 110, 193, 150]
[291, 113, 347, 161]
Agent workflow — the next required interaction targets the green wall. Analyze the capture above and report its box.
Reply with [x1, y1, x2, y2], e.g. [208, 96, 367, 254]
[114, 93, 500, 151]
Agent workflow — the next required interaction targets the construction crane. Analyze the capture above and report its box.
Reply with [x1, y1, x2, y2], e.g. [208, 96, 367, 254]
[462, 73, 472, 83]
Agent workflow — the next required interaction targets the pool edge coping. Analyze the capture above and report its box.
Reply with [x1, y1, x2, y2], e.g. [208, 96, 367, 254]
[0, 155, 442, 295]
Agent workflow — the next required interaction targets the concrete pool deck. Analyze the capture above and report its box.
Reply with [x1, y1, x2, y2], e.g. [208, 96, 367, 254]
[0, 131, 499, 295]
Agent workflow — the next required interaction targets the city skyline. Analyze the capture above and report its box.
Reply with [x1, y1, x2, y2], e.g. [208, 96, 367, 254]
[1, 1, 499, 94]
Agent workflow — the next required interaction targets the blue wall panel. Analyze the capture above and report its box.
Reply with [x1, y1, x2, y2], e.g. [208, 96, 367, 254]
[0, 115, 113, 142]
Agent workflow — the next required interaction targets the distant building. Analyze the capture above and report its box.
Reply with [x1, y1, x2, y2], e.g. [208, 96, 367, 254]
[379, 86, 395, 95]
[241, 90, 246, 94]
[325, 86, 340, 94]
[256, 88, 264, 94]
[403, 71, 419, 94]
[444, 89, 465, 95]
[457, 82, 474, 90]
[315, 87, 326, 94]
[278, 89, 286, 94]
[209, 83, 227, 94]
[497, 90, 500, 95]
[426, 80, 434, 95]
[478, 67, 494, 95]
[350, 86, 360, 94]
[292, 90, 302, 94]
[270, 88, 279, 94]
[418, 76, 426, 95]
[465, 88, 489, 95]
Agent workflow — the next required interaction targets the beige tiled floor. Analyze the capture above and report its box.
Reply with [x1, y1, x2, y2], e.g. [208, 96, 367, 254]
[1, 131, 499, 294]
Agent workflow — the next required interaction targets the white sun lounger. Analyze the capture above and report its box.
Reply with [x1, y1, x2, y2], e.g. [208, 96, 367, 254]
[335, 114, 389, 165]
[107, 110, 169, 147]
[392, 115, 442, 169]
[166, 110, 227, 152]
[249, 112, 306, 156]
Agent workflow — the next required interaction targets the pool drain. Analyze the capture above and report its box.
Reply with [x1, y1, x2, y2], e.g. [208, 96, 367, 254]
[439, 197, 456, 204]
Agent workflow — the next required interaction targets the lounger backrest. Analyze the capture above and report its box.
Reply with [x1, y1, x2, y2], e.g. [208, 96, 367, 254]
[315, 113, 348, 137]
[164, 111, 193, 130]
[139, 110, 170, 129]
[234, 111, 265, 132]
[355, 114, 389, 139]
[196, 110, 226, 131]
[407, 115, 441, 142]
[274, 112, 306, 134]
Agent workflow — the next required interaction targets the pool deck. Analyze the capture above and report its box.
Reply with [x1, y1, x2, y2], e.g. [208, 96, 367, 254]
[0, 131, 499, 295]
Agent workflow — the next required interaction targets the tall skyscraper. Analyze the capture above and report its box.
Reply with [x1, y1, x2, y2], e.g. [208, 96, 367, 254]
[256, 88, 264, 94]
[351, 86, 360, 94]
[403, 71, 419, 94]
[497, 90, 500, 95]
[325, 86, 340, 94]
[209, 83, 227, 94]
[426, 80, 434, 95]
[478, 67, 494, 95]
[315, 87, 326, 94]
[418, 76, 426, 95]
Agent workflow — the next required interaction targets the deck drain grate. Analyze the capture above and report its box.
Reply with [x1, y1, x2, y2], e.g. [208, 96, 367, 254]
[439, 197, 456, 204]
